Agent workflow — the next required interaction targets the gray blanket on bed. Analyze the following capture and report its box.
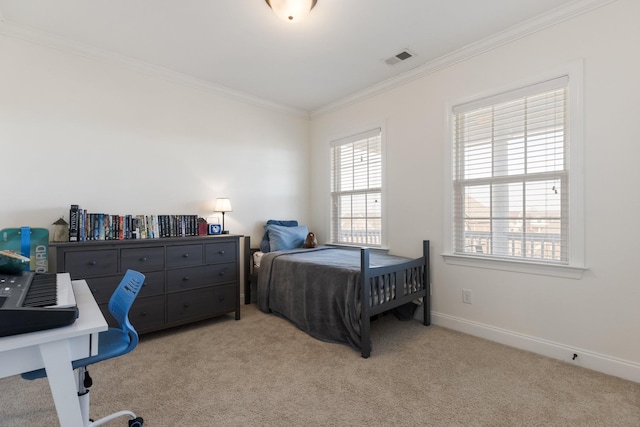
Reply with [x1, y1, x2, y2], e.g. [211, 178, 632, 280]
[257, 246, 409, 352]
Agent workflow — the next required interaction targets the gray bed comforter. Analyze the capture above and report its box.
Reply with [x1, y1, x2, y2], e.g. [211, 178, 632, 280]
[257, 246, 409, 352]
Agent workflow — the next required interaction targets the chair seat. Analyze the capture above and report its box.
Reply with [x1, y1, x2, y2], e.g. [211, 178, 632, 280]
[21, 327, 133, 381]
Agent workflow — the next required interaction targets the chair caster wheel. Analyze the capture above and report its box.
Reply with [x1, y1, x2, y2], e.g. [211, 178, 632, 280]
[129, 417, 143, 427]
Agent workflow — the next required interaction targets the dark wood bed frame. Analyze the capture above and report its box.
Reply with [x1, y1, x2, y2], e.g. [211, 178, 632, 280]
[243, 236, 259, 305]
[244, 237, 431, 358]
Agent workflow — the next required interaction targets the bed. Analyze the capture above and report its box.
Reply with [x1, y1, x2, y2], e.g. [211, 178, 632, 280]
[244, 233, 430, 358]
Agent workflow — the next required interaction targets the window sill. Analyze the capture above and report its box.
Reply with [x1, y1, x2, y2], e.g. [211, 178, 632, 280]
[442, 253, 586, 279]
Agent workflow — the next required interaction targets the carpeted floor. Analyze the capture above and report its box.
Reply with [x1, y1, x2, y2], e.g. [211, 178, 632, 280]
[1, 303, 639, 426]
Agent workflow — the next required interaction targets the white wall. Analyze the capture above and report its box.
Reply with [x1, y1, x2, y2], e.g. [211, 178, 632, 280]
[0, 33, 310, 246]
[310, 0, 640, 381]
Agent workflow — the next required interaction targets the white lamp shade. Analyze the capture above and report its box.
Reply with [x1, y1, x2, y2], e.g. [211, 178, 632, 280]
[266, 0, 316, 22]
[214, 198, 232, 213]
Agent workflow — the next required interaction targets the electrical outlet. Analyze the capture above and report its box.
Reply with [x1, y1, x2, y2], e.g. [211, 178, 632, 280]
[462, 289, 472, 304]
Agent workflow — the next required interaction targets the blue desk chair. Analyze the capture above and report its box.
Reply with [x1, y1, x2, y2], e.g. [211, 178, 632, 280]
[22, 269, 146, 427]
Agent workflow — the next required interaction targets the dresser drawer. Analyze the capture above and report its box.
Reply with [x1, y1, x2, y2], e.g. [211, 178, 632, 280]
[86, 270, 164, 304]
[86, 275, 121, 304]
[139, 271, 165, 298]
[166, 244, 203, 268]
[166, 285, 235, 324]
[64, 249, 118, 278]
[166, 264, 215, 292]
[166, 263, 236, 292]
[130, 295, 165, 332]
[205, 242, 237, 264]
[208, 262, 236, 285]
[121, 247, 164, 272]
[101, 295, 165, 332]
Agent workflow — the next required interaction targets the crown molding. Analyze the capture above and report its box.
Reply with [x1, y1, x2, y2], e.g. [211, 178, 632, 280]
[0, 19, 310, 119]
[310, 0, 617, 118]
[0, 0, 616, 120]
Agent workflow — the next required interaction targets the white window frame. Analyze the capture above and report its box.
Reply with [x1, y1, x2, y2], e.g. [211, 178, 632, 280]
[442, 61, 586, 279]
[330, 125, 386, 248]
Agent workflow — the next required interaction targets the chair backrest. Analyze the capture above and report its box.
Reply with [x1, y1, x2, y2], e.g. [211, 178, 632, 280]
[108, 269, 145, 348]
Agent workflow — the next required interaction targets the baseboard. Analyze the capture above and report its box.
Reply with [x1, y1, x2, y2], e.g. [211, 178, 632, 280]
[432, 311, 640, 383]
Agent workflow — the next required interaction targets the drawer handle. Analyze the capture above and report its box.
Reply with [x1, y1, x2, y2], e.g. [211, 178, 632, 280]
[218, 296, 225, 302]
[218, 250, 225, 255]
[89, 261, 97, 266]
[182, 276, 190, 281]
[141, 311, 148, 317]
[183, 303, 190, 308]
[182, 253, 189, 258]
[218, 271, 225, 277]
[140, 257, 148, 262]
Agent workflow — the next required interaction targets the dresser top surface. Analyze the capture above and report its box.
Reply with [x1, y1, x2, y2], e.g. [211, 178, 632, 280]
[51, 234, 243, 249]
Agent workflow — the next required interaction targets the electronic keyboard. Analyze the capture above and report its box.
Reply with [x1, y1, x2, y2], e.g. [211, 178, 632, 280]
[0, 272, 79, 337]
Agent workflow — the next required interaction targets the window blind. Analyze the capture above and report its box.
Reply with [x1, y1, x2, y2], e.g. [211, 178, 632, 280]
[330, 128, 382, 246]
[452, 76, 569, 263]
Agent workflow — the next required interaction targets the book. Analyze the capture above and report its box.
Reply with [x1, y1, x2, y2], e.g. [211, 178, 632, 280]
[69, 204, 79, 242]
[93, 214, 100, 240]
[79, 209, 86, 241]
[102, 214, 108, 240]
[119, 215, 124, 240]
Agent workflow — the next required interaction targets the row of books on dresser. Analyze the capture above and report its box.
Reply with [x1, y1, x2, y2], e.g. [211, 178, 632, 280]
[68, 204, 202, 242]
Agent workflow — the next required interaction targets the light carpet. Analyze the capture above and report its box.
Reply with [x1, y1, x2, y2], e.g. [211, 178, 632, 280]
[1, 303, 639, 426]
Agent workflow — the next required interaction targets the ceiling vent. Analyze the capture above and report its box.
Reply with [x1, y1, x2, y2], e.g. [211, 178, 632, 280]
[384, 49, 415, 66]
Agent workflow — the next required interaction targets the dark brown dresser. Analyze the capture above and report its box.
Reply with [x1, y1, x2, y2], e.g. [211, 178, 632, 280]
[51, 234, 241, 334]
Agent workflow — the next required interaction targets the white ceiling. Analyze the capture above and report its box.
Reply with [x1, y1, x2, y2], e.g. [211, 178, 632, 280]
[0, 0, 609, 115]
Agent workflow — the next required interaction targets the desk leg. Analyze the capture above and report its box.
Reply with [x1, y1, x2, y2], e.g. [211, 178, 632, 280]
[39, 340, 85, 427]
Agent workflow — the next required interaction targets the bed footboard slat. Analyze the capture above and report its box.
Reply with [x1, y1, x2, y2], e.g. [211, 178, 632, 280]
[367, 262, 427, 308]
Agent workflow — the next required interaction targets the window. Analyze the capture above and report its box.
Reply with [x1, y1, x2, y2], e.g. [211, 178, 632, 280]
[330, 128, 383, 247]
[445, 68, 585, 278]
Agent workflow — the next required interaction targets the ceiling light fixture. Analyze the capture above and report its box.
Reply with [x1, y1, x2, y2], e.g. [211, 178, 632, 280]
[265, 0, 317, 23]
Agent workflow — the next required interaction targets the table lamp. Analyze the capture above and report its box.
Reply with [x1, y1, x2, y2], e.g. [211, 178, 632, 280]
[214, 198, 232, 234]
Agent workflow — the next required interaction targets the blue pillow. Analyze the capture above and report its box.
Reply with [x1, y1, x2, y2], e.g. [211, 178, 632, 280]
[260, 220, 298, 252]
[265, 224, 308, 252]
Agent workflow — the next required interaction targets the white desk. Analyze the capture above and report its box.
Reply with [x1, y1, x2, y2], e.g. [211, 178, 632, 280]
[0, 280, 108, 426]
